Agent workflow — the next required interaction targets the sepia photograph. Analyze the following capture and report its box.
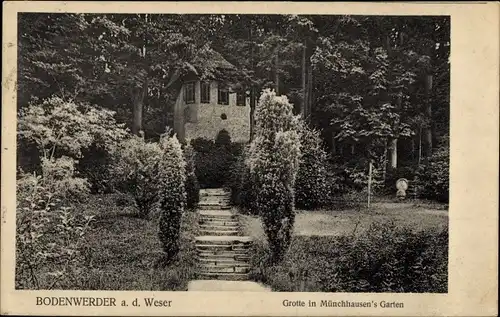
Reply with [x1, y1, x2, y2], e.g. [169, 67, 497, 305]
[14, 12, 450, 293]
[1, 2, 498, 317]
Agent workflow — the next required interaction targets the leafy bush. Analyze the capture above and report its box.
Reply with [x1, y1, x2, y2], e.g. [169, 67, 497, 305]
[16, 161, 94, 289]
[215, 129, 231, 147]
[183, 142, 200, 209]
[191, 136, 244, 189]
[227, 145, 258, 213]
[157, 134, 186, 264]
[318, 222, 448, 292]
[250, 222, 448, 293]
[17, 96, 127, 192]
[110, 133, 164, 218]
[417, 137, 449, 203]
[191, 138, 231, 188]
[18, 96, 127, 160]
[247, 89, 301, 263]
[295, 123, 329, 209]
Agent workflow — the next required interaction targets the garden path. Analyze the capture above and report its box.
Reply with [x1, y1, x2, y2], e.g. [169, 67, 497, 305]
[188, 188, 270, 291]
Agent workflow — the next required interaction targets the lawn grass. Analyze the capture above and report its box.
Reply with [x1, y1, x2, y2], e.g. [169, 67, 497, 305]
[242, 201, 449, 293]
[241, 201, 448, 240]
[61, 194, 198, 291]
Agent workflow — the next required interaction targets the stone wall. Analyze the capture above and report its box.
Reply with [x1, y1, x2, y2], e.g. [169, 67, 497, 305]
[175, 80, 251, 143]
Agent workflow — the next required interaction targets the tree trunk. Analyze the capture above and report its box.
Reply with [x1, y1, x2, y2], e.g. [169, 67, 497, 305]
[275, 45, 280, 94]
[411, 137, 415, 161]
[331, 131, 336, 155]
[382, 139, 388, 183]
[301, 40, 307, 119]
[250, 87, 256, 141]
[132, 78, 147, 135]
[424, 74, 433, 157]
[389, 138, 398, 169]
[418, 126, 423, 164]
[249, 26, 256, 142]
[306, 59, 313, 124]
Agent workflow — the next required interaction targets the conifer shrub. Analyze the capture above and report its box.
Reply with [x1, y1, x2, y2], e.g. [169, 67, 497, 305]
[110, 133, 164, 218]
[183, 141, 200, 209]
[157, 134, 186, 264]
[295, 123, 329, 209]
[247, 89, 301, 263]
[227, 145, 258, 213]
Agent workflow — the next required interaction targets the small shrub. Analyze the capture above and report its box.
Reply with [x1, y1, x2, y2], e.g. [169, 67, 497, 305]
[110, 133, 164, 218]
[157, 134, 186, 264]
[183, 142, 200, 209]
[215, 129, 231, 147]
[318, 222, 448, 292]
[247, 89, 301, 263]
[16, 161, 94, 290]
[191, 138, 231, 188]
[191, 137, 244, 189]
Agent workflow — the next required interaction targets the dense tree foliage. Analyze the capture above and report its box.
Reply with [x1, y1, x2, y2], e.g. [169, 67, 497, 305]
[18, 13, 449, 201]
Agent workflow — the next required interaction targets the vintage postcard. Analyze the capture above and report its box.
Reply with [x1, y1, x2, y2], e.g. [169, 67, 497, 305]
[1, 1, 498, 316]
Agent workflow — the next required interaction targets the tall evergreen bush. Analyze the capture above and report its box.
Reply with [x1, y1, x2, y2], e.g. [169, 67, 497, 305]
[247, 89, 301, 263]
[158, 134, 186, 264]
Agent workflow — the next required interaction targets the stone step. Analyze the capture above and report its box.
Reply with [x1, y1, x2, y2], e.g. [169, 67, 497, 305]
[198, 265, 250, 274]
[199, 219, 239, 226]
[199, 201, 230, 206]
[196, 243, 251, 251]
[200, 195, 230, 199]
[198, 257, 249, 266]
[199, 217, 238, 224]
[199, 215, 238, 222]
[200, 189, 229, 194]
[197, 253, 250, 262]
[198, 205, 231, 210]
[196, 272, 250, 281]
[195, 236, 252, 243]
[198, 230, 239, 236]
[199, 200, 230, 204]
[187, 280, 271, 292]
[199, 224, 240, 231]
[200, 193, 231, 199]
[199, 209, 235, 216]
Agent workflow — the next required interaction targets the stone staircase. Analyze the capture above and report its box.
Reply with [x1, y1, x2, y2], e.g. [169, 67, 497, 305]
[195, 188, 253, 281]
